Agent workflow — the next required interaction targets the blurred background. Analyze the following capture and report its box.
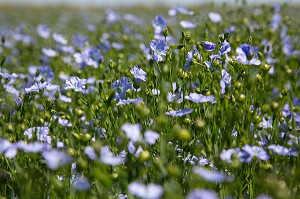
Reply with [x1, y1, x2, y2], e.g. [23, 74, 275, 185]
[0, 0, 298, 7]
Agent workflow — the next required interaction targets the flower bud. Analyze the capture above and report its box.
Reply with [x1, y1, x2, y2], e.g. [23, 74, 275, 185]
[139, 150, 151, 162]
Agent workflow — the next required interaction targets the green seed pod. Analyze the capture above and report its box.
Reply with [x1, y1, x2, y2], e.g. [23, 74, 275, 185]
[237, 94, 246, 102]
[139, 150, 151, 162]
[176, 128, 191, 142]
[281, 88, 288, 97]
[162, 28, 168, 38]
[82, 133, 93, 142]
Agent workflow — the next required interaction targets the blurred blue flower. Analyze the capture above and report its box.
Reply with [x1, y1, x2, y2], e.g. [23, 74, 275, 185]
[220, 148, 240, 163]
[152, 15, 166, 35]
[72, 34, 89, 48]
[268, 144, 297, 156]
[144, 130, 160, 145]
[235, 43, 261, 65]
[65, 77, 87, 92]
[165, 108, 193, 117]
[17, 141, 51, 153]
[37, 24, 51, 39]
[180, 21, 197, 29]
[73, 175, 90, 191]
[52, 32, 67, 45]
[185, 93, 216, 104]
[42, 149, 71, 170]
[202, 41, 216, 51]
[150, 39, 169, 62]
[121, 123, 142, 142]
[128, 181, 163, 199]
[0, 139, 18, 158]
[130, 66, 147, 82]
[84, 146, 97, 160]
[240, 145, 269, 162]
[42, 48, 57, 57]
[168, 6, 194, 16]
[186, 189, 218, 199]
[192, 166, 234, 183]
[100, 146, 123, 166]
[208, 12, 222, 23]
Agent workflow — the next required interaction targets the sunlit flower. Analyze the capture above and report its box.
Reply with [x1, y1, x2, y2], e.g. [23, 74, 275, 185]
[130, 65, 147, 82]
[150, 39, 169, 62]
[25, 81, 51, 93]
[100, 146, 123, 165]
[52, 32, 67, 45]
[235, 43, 261, 65]
[121, 123, 142, 142]
[65, 77, 87, 92]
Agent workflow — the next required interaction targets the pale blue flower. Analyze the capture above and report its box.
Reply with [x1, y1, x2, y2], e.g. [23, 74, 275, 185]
[268, 144, 297, 156]
[37, 24, 51, 39]
[130, 66, 147, 82]
[185, 93, 216, 104]
[65, 77, 87, 92]
[168, 6, 194, 16]
[183, 45, 201, 70]
[84, 146, 97, 160]
[128, 181, 163, 199]
[240, 145, 269, 162]
[186, 189, 218, 199]
[202, 41, 216, 51]
[17, 141, 51, 153]
[24, 127, 51, 144]
[220, 69, 232, 94]
[52, 32, 67, 45]
[0, 139, 18, 158]
[121, 123, 142, 142]
[42, 149, 71, 170]
[42, 48, 57, 57]
[100, 146, 123, 166]
[208, 12, 222, 23]
[235, 43, 261, 65]
[180, 21, 197, 29]
[165, 108, 193, 117]
[152, 15, 166, 34]
[112, 77, 132, 100]
[192, 166, 234, 182]
[73, 175, 90, 191]
[25, 81, 51, 94]
[150, 39, 169, 62]
[220, 148, 241, 163]
[144, 130, 160, 145]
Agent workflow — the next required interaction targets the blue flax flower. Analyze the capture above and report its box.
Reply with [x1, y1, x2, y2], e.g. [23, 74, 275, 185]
[220, 69, 232, 94]
[150, 39, 169, 62]
[268, 144, 297, 156]
[25, 81, 51, 94]
[111, 77, 132, 100]
[130, 66, 147, 82]
[180, 20, 197, 29]
[185, 93, 216, 104]
[202, 41, 216, 51]
[239, 145, 269, 162]
[152, 15, 166, 34]
[65, 77, 87, 92]
[183, 45, 201, 70]
[165, 108, 193, 117]
[235, 43, 261, 65]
